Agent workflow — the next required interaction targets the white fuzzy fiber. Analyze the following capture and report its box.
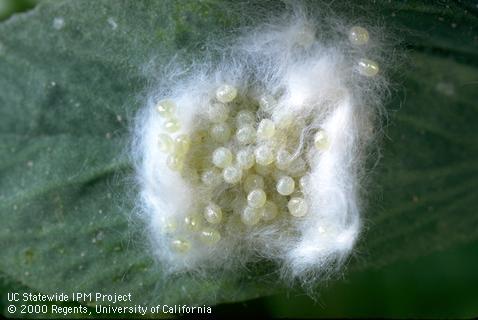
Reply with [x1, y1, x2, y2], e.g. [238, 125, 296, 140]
[133, 3, 388, 283]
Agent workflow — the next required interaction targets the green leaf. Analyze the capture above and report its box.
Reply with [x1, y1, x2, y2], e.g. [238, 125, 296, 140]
[0, 0, 477, 310]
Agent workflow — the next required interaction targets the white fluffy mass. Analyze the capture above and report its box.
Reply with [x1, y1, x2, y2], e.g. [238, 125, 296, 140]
[133, 4, 387, 283]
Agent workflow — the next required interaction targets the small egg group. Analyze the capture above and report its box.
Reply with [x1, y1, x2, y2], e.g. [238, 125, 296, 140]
[348, 26, 379, 77]
[155, 100, 191, 173]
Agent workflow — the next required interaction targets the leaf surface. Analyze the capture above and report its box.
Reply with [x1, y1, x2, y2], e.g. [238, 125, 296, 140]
[0, 0, 477, 307]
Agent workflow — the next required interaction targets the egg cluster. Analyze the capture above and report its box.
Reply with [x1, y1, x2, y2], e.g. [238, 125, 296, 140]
[153, 26, 377, 254]
[154, 89, 325, 252]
